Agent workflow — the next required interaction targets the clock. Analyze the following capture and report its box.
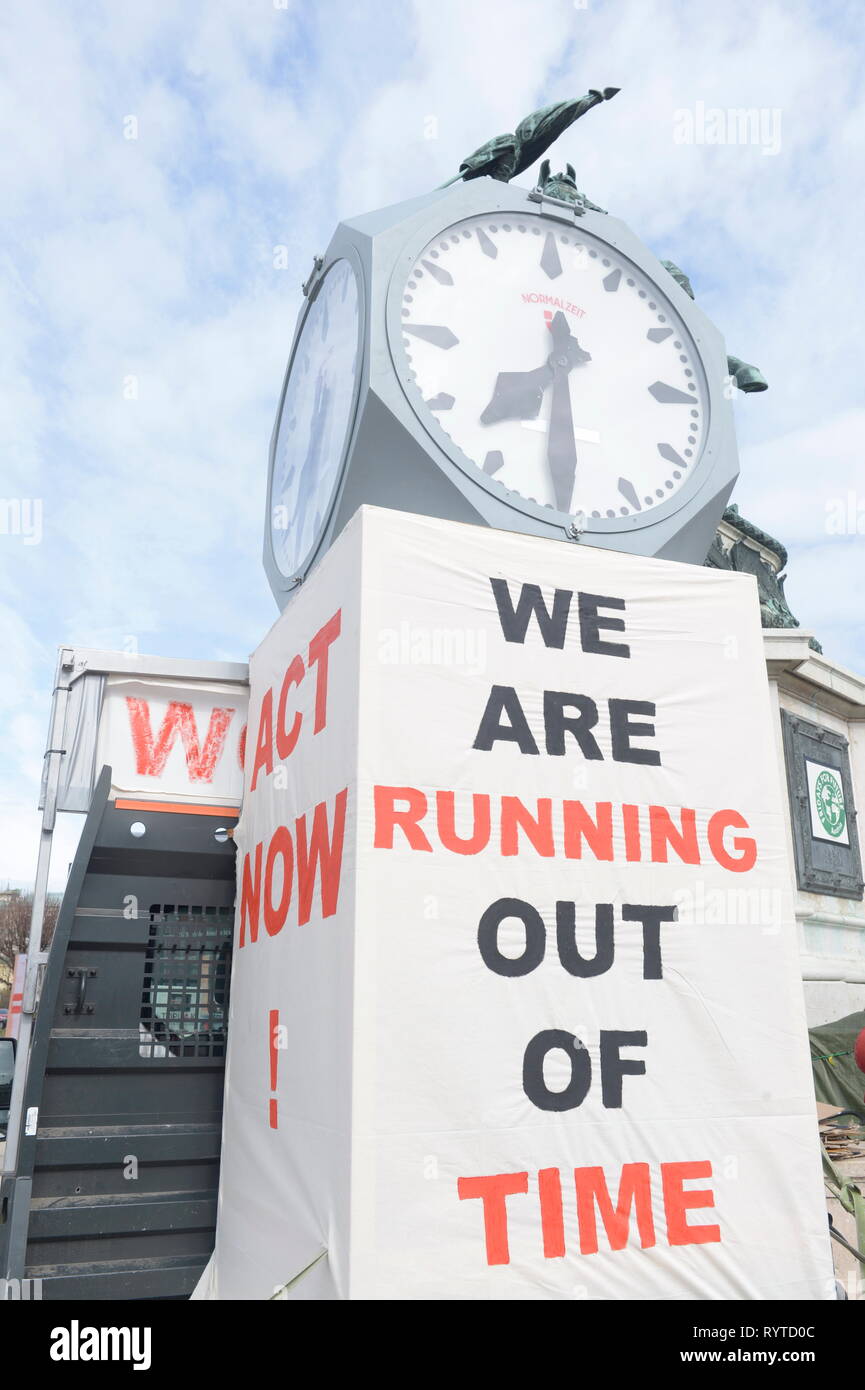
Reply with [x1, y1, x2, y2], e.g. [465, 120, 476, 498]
[264, 177, 737, 609]
[394, 212, 709, 523]
[267, 255, 362, 583]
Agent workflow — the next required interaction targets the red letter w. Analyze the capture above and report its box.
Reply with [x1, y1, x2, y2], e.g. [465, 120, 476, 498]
[125, 698, 235, 783]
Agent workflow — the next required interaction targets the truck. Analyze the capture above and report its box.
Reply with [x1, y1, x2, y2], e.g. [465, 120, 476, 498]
[0, 646, 248, 1299]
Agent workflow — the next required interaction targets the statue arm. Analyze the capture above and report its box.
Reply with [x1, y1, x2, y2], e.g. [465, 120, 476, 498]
[441, 87, 620, 188]
[511, 88, 620, 177]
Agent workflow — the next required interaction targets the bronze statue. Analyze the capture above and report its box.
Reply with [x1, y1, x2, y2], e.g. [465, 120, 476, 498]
[444, 89, 767, 395]
[706, 506, 816, 644]
[661, 260, 767, 393]
[440, 89, 620, 187]
[537, 159, 607, 213]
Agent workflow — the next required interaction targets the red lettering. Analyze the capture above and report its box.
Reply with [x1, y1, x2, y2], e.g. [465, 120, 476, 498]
[250, 690, 274, 792]
[649, 805, 700, 864]
[563, 800, 614, 860]
[708, 810, 756, 873]
[308, 610, 341, 734]
[501, 796, 554, 857]
[538, 1167, 565, 1259]
[264, 826, 294, 937]
[296, 788, 348, 925]
[369, 787, 757, 871]
[622, 803, 642, 861]
[574, 1163, 655, 1254]
[661, 1161, 721, 1246]
[457, 1159, 721, 1264]
[125, 698, 234, 783]
[239, 843, 262, 948]
[373, 786, 432, 852]
[436, 791, 491, 855]
[276, 655, 304, 760]
[457, 1172, 529, 1266]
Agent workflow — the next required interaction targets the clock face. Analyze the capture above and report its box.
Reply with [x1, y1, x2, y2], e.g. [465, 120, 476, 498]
[394, 213, 709, 523]
[270, 258, 360, 578]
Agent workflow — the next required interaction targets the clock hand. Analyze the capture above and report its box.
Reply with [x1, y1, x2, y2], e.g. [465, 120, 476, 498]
[480, 363, 552, 426]
[548, 307, 570, 352]
[548, 370, 579, 512]
[478, 310, 591, 514]
[546, 310, 591, 512]
[548, 308, 590, 368]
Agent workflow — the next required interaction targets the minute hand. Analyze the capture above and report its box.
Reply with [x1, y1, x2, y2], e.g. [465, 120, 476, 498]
[548, 370, 578, 513]
[546, 310, 590, 512]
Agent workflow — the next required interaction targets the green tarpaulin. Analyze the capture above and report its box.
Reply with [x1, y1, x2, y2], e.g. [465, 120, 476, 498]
[810, 1010, 865, 1118]
[810, 1010, 865, 1268]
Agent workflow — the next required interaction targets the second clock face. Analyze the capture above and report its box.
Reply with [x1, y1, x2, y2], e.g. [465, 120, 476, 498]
[270, 258, 360, 579]
[394, 213, 709, 522]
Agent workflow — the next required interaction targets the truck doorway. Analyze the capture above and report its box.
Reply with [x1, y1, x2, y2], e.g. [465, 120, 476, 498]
[0, 767, 237, 1299]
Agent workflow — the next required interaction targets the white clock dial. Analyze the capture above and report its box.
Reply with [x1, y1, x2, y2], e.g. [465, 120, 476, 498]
[270, 258, 360, 577]
[396, 214, 708, 521]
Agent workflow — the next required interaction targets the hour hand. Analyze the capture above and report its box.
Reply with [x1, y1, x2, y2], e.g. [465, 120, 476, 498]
[480, 364, 551, 426]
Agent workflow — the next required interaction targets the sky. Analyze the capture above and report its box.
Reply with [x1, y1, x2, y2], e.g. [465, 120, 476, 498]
[0, 0, 863, 890]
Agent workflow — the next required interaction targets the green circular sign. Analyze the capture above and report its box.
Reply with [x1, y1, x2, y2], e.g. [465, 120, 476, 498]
[814, 769, 846, 838]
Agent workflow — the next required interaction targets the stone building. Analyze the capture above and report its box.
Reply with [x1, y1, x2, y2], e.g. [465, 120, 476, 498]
[708, 508, 865, 1027]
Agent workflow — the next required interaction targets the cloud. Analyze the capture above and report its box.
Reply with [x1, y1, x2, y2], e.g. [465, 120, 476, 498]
[0, 0, 863, 887]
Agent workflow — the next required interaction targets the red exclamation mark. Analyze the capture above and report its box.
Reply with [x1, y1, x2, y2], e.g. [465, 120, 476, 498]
[269, 1008, 279, 1129]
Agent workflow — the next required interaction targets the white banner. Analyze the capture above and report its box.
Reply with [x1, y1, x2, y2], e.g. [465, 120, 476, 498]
[39, 672, 105, 813]
[97, 676, 248, 806]
[200, 505, 832, 1300]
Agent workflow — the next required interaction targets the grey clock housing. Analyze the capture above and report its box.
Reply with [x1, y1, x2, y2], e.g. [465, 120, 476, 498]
[264, 177, 739, 610]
